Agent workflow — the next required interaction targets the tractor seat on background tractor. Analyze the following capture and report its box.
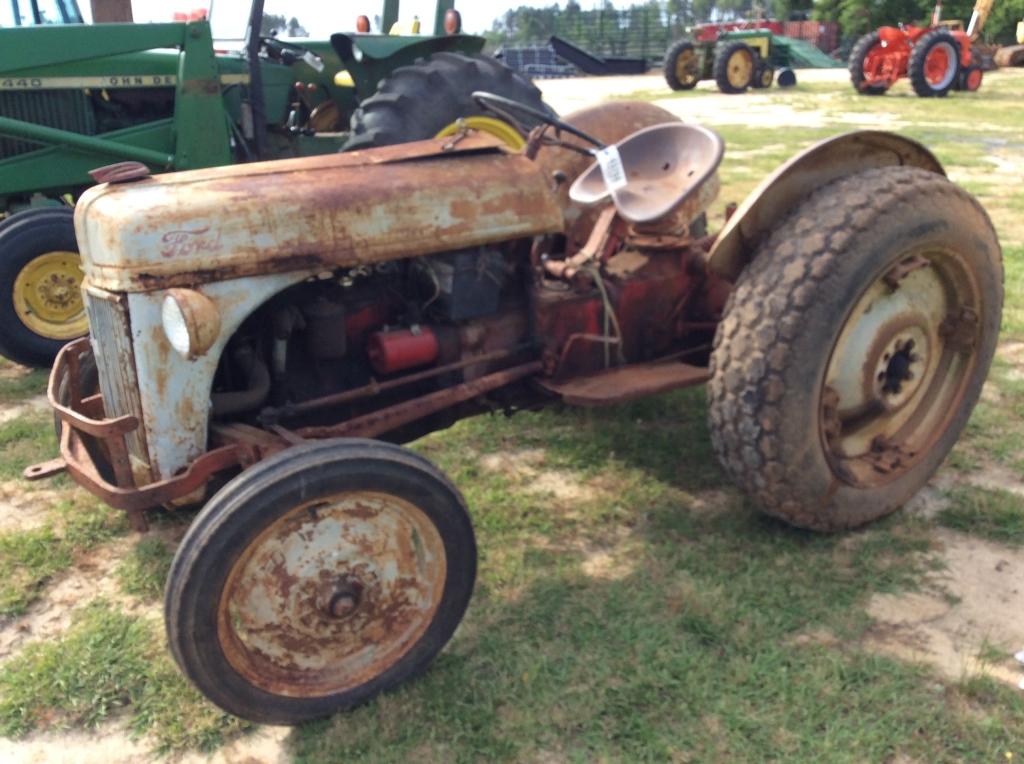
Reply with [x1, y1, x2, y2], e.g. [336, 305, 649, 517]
[569, 123, 724, 223]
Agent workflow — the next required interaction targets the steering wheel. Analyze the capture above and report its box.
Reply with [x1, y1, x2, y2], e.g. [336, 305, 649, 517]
[471, 91, 606, 150]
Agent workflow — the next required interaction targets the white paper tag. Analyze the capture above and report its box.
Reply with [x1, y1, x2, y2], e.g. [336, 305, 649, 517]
[595, 145, 628, 192]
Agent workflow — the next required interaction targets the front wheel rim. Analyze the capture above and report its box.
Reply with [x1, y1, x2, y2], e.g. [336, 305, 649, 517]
[217, 490, 448, 698]
[12, 251, 87, 340]
[820, 248, 982, 487]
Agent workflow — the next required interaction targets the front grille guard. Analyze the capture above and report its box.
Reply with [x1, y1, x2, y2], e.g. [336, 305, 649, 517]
[34, 338, 240, 531]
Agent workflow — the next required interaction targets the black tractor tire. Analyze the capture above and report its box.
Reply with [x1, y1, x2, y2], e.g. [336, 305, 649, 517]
[958, 64, 983, 92]
[166, 438, 477, 724]
[848, 31, 890, 95]
[708, 166, 1002, 531]
[909, 29, 961, 97]
[343, 52, 552, 151]
[776, 67, 797, 88]
[0, 207, 85, 368]
[664, 39, 701, 91]
[713, 41, 756, 94]
[752, 62, 774, 89]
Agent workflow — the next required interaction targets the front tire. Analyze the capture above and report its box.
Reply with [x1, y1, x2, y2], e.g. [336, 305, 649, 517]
[0, 207, 86, 368]
[343, 52, 551, 151]
[165, 439, 477, 724]
[708, 167, 1002, 531]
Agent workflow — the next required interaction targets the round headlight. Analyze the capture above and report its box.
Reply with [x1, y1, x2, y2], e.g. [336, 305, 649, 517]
[161, 289, 221, 359]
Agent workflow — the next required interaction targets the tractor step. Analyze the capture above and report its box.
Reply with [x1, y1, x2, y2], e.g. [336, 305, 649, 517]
[539, 361, 710, 406]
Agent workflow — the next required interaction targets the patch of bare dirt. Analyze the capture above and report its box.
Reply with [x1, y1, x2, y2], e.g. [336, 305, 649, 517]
[479, 449, 596, 503]
[964, 463, 1024, 497]
[863, 528, 1024, 688]
[0, 480, 61, 534]
[0, 722, 291, 764]
[0, 395, 49, 426]
[0, 536, 153, 661]
[902, 478, 954, 520]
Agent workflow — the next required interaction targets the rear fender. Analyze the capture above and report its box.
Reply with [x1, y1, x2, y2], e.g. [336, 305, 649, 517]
[707, 130, 944, 281]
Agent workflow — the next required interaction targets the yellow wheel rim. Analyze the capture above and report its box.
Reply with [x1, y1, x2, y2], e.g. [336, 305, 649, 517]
[727, 50, 754, 89]
[434, 116, 526, 151]
[674, 49, 700, 85]
[12, 251, 87, 340]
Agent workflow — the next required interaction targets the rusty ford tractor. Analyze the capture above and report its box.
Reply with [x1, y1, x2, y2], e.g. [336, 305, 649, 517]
[29, 96, 1002, 723]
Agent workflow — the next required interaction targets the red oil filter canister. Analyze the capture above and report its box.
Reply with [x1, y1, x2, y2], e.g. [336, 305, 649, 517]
[367, 326, 440, 375]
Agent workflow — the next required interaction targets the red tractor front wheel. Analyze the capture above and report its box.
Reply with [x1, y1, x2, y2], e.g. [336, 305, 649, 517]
[959, 64, 983, 92]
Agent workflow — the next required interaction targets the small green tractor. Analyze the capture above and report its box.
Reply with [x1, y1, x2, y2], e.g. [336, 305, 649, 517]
[664, 27, 803, 94]
[0, 0, 548, 367]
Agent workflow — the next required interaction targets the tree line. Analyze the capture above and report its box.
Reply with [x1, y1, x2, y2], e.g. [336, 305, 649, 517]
[486, 0, 1024, 49]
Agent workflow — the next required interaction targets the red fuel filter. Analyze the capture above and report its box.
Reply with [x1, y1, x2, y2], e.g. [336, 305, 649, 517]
[367, 327, 440, 375]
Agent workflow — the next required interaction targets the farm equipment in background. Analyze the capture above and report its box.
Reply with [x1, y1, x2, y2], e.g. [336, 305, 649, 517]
[30, 95, 1002, 723]
[993, 16, 1024, 66]
[0, 0, 549, 368]
[663, 24, 842, 94]
[848, 0, 995, 96]
[548, 35, 648, 75]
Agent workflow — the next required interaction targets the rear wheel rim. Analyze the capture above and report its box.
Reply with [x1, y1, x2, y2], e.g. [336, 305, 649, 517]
[12, 251, 87, 340]
[217, 490, 447, 698]
[434, 116, 526, 150]
[820, 248, 981, 487]
[727, 49, 753, 88]
[924, 42, 958, 89]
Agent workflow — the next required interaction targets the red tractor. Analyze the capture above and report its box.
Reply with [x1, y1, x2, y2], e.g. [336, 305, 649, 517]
[849, 0, 992, 96]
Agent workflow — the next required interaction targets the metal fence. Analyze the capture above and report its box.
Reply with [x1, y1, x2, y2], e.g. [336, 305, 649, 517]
[489, 3, 685, 63]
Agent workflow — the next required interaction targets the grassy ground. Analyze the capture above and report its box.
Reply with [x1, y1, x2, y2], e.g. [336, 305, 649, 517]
[0, 71, 1022, 762]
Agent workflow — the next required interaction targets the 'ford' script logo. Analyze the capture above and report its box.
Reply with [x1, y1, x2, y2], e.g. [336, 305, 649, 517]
[160, 227, 223, 259]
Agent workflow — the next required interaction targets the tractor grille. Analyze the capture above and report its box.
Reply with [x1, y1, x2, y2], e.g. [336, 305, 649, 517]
[0, 91, 96, 160]
[84, 287, 150, 477]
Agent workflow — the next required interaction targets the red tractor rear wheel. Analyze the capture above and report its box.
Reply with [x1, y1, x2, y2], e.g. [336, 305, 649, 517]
[909, 30, 961, 97]
[849, 31, 893, 95]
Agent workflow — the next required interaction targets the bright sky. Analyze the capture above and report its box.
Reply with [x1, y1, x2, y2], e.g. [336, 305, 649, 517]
[81, 1, 638, 35]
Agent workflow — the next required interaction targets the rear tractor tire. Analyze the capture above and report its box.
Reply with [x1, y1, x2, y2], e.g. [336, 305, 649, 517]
[664, 39, 702, 91]
[343, 52, 552, 152]
[0, 207, 86, 368]
[708, 166, 1002, 531]
[713, 41, 756, 94]
[165, 439, 477, 724]
[849, 31, 891, 95]
[909, 30, 961, 97]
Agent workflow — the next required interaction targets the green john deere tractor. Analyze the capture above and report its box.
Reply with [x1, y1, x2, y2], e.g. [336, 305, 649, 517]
[664, 29, 805, 94]
[0, 0, 548, 367]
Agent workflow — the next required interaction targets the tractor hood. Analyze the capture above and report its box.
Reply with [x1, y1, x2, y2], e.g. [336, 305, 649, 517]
[74, 134, 564, 293]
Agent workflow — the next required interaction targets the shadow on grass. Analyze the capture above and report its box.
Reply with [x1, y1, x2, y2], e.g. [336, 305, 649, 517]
[288, 498, 1021, 763]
